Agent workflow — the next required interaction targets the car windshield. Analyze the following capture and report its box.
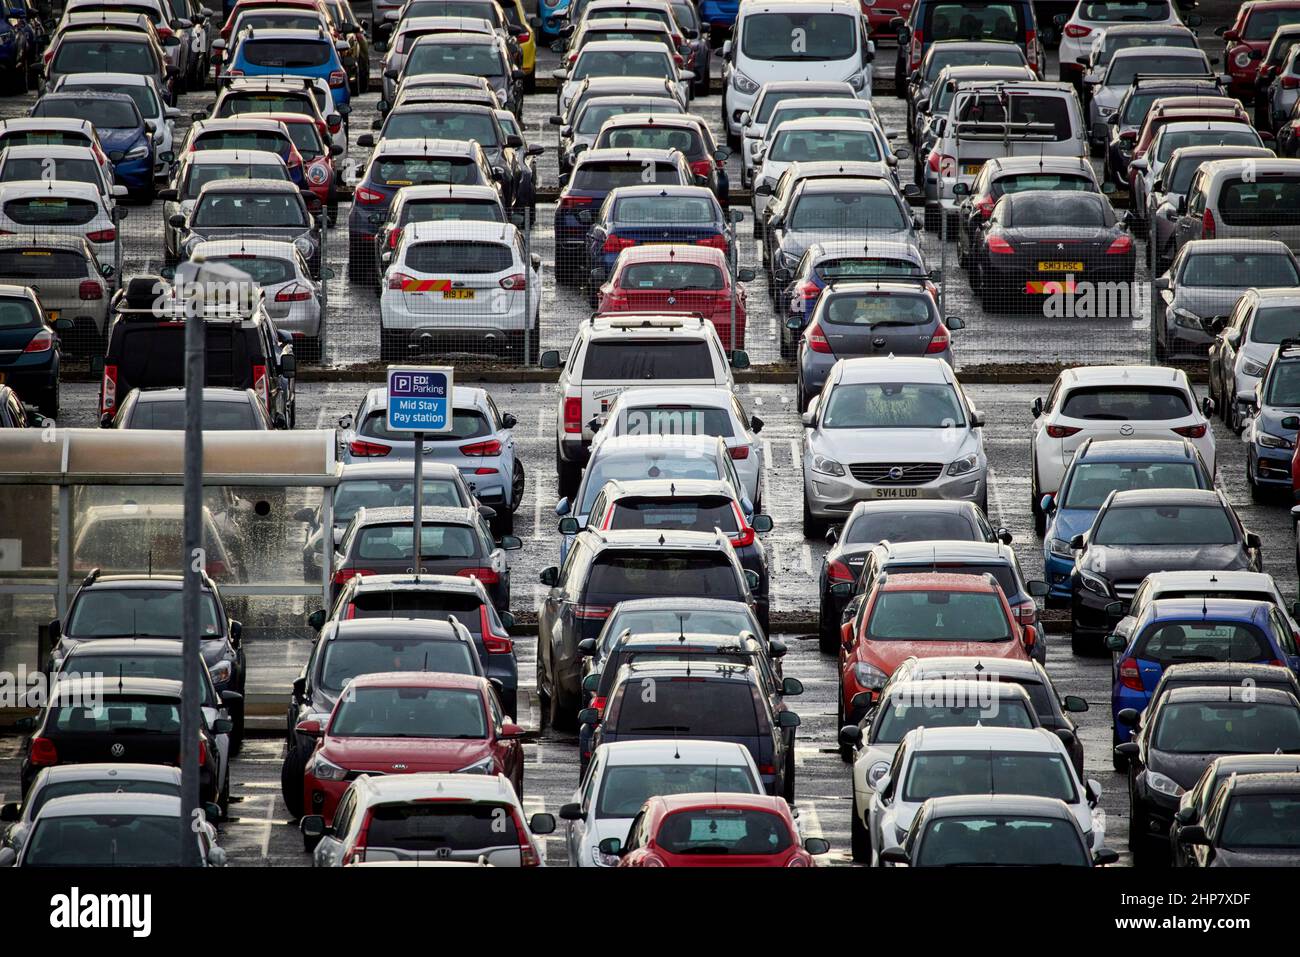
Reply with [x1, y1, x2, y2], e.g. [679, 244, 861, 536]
[186, 162, 288, 196]
[1108, 53, 1205, 85]
[823, 293, 934, 326]
[193, 193, 307, 228]
[407, 42, 504, 77]
[385, 112, 498, 146]
[317, 637, 477, 693]
[278, 122, 324, 159]
[916, 815, 1088, 866]
[401, 199, 504, 224]
[613, 677, 758, 734]
[1093, 503, 1237, 545]
[238, 12, 325, 30]
[1183, 252, 1300, 287]
[902, 751, 1077, 802]
[333, 479, 464, 523]
[654, 808, 791, 855]
[24, 814, 180, 866]
[620, 262, 723, 289]
[1010, 194, 1106, 226]
[1060, 386, 1191, 419]
[771, 130, 880, 164]
[65, 588, 221, 638]
[1245, 7, 1300, 41]
[926, 46, 1028, 80]
[574, 49, 672, 81]
[1266, 363, 1300, 406]
[844, 509, 980, 545]
[63, 82, 158, 119]
[573, 161, 682, 189]
[52, 40, 156, 75]
[602, 607, 755, 650]
[1060, 461, 1203, 508]
[374, 157, 479, 186]
[1135, 620, 1273, 664]
[1251, 305, 1300, 343]
[867, 590, 1012, 641]
[577, 100, 681, 134]
[329, 685, 486, 738]
[613, 195, 715, 224]
[240, 39, 332, 68]
[586, 554, 741, 601]
[352, 523, 480, 561]
[579, 451, 722, 513]
[595, 763, 757, 818]
[1155, 701, 1300, 752]
[741, 12, 856, 61]
[816, 257, 926, 281]
[1156, 128, 1260, 162]
[1219, 794, 1300, 849]
[875, 696, 1035, 743]
[821, 382, 966, 429]
[33, 97, 139, 129]
[791, 192, 904, 231]
[606, 496, 741, 534]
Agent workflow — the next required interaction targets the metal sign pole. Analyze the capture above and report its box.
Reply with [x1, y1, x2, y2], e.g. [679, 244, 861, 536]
[180, 272, 204, 867]
[413, 430, 423, 580]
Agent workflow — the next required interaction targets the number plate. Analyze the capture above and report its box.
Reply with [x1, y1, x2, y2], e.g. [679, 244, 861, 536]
[443, 288, 475, 300]
[1038, 261, 1083, 271]
[873, 487, 919, 499]
[962, 163, 982, 175]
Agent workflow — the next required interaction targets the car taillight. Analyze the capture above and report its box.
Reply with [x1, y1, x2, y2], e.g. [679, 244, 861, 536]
[460, 439, 502, 456]
[481, 606, 513, 655]
[86, 228, 115, 243]
[564, 396, 582, 433]
[347, 439, 390, 457]
[696, 235, 728, 251]
[759, 763, 776, 775]
[909, 31, 921, 69]
[515, 31, 531, 42]
[388, 271, 415, 290]
[573, 603, 611, 619]
[355, 186, 385, 205]
[515, 812, 541, 867]
[499, 273, 527, 290]
[456, 567, 499, 584]
[987, 235, 1014, 255]
[728, 444, 749, 460]
[101, 363, 118, 414]
[560, 195, 593, 211]
[387, 227, 402, 249]
[589, 694, 607, 714]
[689, 159, 712, 178]
[1014, 602, 1036, 624]
[974, 195, 994, 218]
[1026, 28, 1040, 70]
[828, 558, 854, 582]
[603, 235, 636, 253]
[276, 283, 313, 302]
[1063, 23, 1091, 37]
[29, 737, 57, 766]
[78, 279, 103, 300]
[729, 501, 756, 548]
[1118, 657, 1142, 691]
[806, 321, 833, 354]
[1106, 235, 1132, 255]
[252, 363, 269, 409]
[1173, 423, 1207, 438]
[23, 330, 55, 353]
[329, 70, 347, 88]
[1046, 424, 1081, 438]
[927, 150, 939, 172]
[1285, 76, 1300, 89]
[925, 324, 950, 354]
[938, 154, 956, 178]
[333, 567, 376, 585]
[797, 279, 820, 301]
[1202, 208, 1216, 239]
[225, 68, 244, 77]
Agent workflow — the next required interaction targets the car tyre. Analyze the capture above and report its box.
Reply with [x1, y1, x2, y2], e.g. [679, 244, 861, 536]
[782, 745, 796, 802]
[850, 796, 872, 863]
[280, 743, 309, 818]
[802, 497, 826, 539]
[556, 444, 581, 497]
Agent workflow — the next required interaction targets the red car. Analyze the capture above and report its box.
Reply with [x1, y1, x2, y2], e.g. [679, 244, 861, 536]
[262, 111, 340, 214]
[604, 793, 828, 867]
[216, 0, 336, 63]
[863, 0, 913, 38]
[297, 671, 525, 824]
[838, 572, 1037, 724]
[1219, 1, 1300, 101]
[595, 244, 752, 350]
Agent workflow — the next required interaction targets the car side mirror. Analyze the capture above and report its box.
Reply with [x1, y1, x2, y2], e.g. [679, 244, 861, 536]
[1116, 708, 1139, 727]
[539, 349, 561, 369]
[730, 349, 750, 369]
[307, 608, 326, 631]
[776, 710, 800, 729]
[211, 717, 233, 735]
[781, 677, 803, 697]
[1245, 531, 1262, 551]
[496, 535, 522, 551]
[295, 718, 323, 736]
[0, 802, 18, 822]
[1031, 396, 1043, 418]
[559, 802, 584, 821]
[597, 837, 623, 857]
[1063, 695, 1088, 713]
[1069, 533, 1085, 550]
[577, 638, 598, 658]
[577, 707, 599, 726]
[168, 213, 186, 229]
[1177, 825, 1209, 846]
[996, 527, 1012, 545]
[804, 837, 830, 855]
[300, 815, 326, 841]
[879, 846, 909, 865]
[1027, 579, 1049, 598]
[737, 267, 756, 283]
[829, 581, 853, 597]
[751, 514, 773, 533]
[539, 566, 559, 587]
[838, 724, 863, 749]
[558, 516, 580, 535]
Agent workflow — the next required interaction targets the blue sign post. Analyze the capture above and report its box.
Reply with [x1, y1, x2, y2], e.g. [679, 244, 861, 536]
[386, 366, 454, 579]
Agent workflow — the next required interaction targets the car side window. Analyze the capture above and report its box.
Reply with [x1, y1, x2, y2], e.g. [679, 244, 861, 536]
[580, 756, 600, 811]
[1273, 609, 1297, 655]
[484, 394, 502, 430]
[333, 789, 356, 838]
[624, 810, 646, 850]
[488, 691, 505, 732]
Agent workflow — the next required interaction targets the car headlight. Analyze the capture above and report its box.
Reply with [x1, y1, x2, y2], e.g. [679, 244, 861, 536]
[1240, 358, 1268, 378]
[732, 69, 759, 95]
[1097, 105, 1116, 117]
[846, 71, 866, 92]
[1048, 537, 1074, 558]
[306, 164, 329, 186]
[294, 236, 316, 256]
[125, 144, 149, 160]
[1079, 568, 1111, 596]
[1146, 771, 1185, 798]
[947, 452, 979, 476]
[866, 760, 890, 789]
[811, 453, 845, 477]
[209, 660, 233, 685]
[456, 755, 495, 774]
[1169, 306, 1202, 329]
[853, 662, 887, 690]
[1235, 51, 1252, 68]
[309, 753, 348, 782]
[1258, 431, 1295, 450]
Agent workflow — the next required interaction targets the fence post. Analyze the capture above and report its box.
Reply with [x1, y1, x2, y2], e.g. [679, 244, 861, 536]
[320, 209, 329, 364]
[523, 206, 532, 366]
[729, 229, 737, 353]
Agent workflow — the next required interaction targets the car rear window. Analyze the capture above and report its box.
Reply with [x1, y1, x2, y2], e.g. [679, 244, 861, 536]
[867, 589, 1011, 641]
[401, 199, 504, 224]
[0, 131, 92, 149]
[50, 697, 180, 733]
[1107, 52, 1205, 84]
[374, 157, 480, 187]
[613, 195, 716, 224]
[353, 523, 480, 561]
[53, 39, 156, 75]
[349, 591, 486, 636]
[612, 677, 760, 734]
[115, 325, 258, 390]
[221, 94, 313, 117]
[824, 293, 935, 326]
[334, 478, 465, 521]
[993, 173, 1094, 197]
[404, 241, 513, 274]
[1135, 620, 1274, 665]
[194, 130, 289, 154]
[4, 196, 98, 226]
[616, 405, 735, 438]
[317, 636, 477, 693]
[186, 162, 288, 196]
[127, 398, 259, 430]
[1060, 386, 1191, 419]
[1010, 193, 1107, 226]
[1156, 128, 1261, 163]
[0, 297, 38, 328]
[875, 695, 1035, 743]
[1080, 0, 1169, 20]
[28, 778, 180, 820]
[903, 751, 1077, 802]
[815, 257, 926, 281]
[771, 129, 880, 163]
[407, 42, 505, 77]
[363, 802, 517, 852]
[581, 340, 714, 379]
[1, 157, 99, 188]
[1094, 504, 1237, 545]
[925, 45, 1027, 80]
[1217, 176, 1300, 226]
[361, 407, 489, 442]
[0, 250, 89, 279]
[1244, 6, 1300, 41]
[572, 161, 682, 190]
[620, 261, 723, 289]
[25, 814, 180, 866]
[958, 92, 1073, 140]
[606, 496, 741, 534]
[596, 763, 757, 818]
[384, 112, 499, 145]
[1060, 461, 1204, 508]
[240, 39, 332, 68]
[585, 553, 742, 601]
[600, 125, 701, 155]
[206, 255, 295, 286]
[844, 510, 980, 545]
[791, 192, 902, 230]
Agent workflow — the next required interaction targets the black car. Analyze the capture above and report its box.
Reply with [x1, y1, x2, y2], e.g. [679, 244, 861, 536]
[1169, 753, 1300, 865]
[1116, 684, 1300, 864]
[1070, 488, 1263, 654]
[1104, 77, 1227, 186]
[280, 616, 484, 816]
[584, 659, 801, 800]
[817, 499, 1010, 651]
[93, 275, 298, 429]
[1174, 772, 1300, 866]
[0, 382, 39, 428]
[108, 386, 280, 430]
[17, 677, 227, 807]
[0, 285, 70, 418]
[971, 190, 1135, 310]
[536, 528, 759, 731]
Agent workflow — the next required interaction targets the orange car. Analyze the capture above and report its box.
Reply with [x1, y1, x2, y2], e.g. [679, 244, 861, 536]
[838, 571, 1037, 725]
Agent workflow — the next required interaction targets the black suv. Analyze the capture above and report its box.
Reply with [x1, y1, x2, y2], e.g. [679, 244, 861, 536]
[536, 528, 759, 731]
[93, 275, 297, 428]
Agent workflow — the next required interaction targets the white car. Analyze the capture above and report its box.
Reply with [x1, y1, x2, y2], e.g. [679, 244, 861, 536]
[749, 95, 889, 189]
[1058, 0, 1190, 83]
[1130, 119, 1263, 224]
[752, 116, 895, 223]
[52, 72, 182, 183]
[0, 180, 123, 273]
[556, 40, 693, 116]
[1029, 365, 1216, 532]
[589, 385, 766, 505]
[802, 355, 988, 534]
[867, 725, 1105, 865]
[739, 81, 857, 187]
[379, 219, 540, 362]
[561, 740, 764, 867]
[188, 239, 324, 350]
[0, 144, 123, 204]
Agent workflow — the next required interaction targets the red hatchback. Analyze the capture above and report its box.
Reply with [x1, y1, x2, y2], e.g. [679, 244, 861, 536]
[605, 793, 828, 867]
[263, 111, 340, 214]
[1220, 1, 1300, 100]
[595, 244, 752, 350]
[838, 572, 1037, 724]
[297, 671, 525, 824]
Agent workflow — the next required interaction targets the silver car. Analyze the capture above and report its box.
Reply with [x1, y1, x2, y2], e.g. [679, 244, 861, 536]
[738, 80, 856, 188]
[802, 355, 988, 535]
[1208, 287, 1300, 431]
[161, 149, 290, 264]
[381, 15, 500, 103]
[338, 385, 524, 529]
[1085, 46, 1213, 148]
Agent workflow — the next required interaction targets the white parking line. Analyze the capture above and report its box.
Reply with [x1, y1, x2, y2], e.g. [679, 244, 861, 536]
[259, 794, 275, 861]
[535, 407, 547, 438]
[800, 543, 813, 576]
[788, 438, 801, 470]
[986, 465, 1009, 527]
[532, 479, 546, 541]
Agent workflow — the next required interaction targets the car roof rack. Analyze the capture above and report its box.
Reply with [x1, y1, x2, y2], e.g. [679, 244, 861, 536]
[1131, 72, 1223, 87]
[81, 567, 101, 587]
[1277, 337, 1300, 360]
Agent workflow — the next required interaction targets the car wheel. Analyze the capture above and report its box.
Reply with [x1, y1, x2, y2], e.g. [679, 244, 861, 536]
[1248, 459, 1267, 503]
[782, 745, 796, 803]
[1112, 731, 1128, 773]
[37, 380, 58, 421]
[549, 687, 576, 733]
[491, 507, 515, 536]
[1030, 458, 1046, 536]
[802, 497, 825, 539]
[379, 329, 401, 361]
[850, 795, 872, 863]
[556, 444, 581, 498]
[280, 743, 309, 818]
[818, 594, 840, 655]
[218, 767, 231, 819]
[1069, 624, 1092, 656]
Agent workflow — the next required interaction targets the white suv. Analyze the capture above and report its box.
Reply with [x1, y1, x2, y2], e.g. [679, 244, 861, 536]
[541, 313, 749, 495]
[1029, 365, 1215, 532]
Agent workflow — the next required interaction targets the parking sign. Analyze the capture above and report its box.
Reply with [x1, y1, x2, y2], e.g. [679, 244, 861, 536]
[386, 365, 454, 433]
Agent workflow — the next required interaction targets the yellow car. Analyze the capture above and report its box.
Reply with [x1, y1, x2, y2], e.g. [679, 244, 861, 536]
[500, 0, 539, 90]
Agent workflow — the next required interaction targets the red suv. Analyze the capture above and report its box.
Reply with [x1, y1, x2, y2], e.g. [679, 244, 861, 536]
[296, 671, 525, 824]
[1219, 1, 1300, 100]
[603, 793, 828, 867]
[838, 572, 1037, 724]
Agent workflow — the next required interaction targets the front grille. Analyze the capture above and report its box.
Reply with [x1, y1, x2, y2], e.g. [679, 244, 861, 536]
[345, 769, 386, 781]
[1113, 581, 1142, 599]
[849, 462, 944, 485]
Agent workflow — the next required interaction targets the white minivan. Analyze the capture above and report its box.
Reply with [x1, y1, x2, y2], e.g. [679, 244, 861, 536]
[721, 0, 874, 145]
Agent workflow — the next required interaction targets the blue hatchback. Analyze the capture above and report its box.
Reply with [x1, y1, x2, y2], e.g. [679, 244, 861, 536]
[226, 29, 350, 110]
[1108, 598, 1300, 746]
[30, 92, 154, 199]
[1040, 438, 1213, 604]
[586, 183, 733, 281]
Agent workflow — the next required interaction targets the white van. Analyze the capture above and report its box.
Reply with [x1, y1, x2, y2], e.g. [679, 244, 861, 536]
[721, 0, 874, 145]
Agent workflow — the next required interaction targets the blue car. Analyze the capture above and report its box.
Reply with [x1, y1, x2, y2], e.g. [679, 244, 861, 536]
[0, 287, 68, 419]
[225, 28, 350, 110]
[0, 19, 28, 96]
[1039, 438, 1214, 605]
[30, 92, 155, 200]
[1107, 598, 1300, 750]
[699, 0, 740, 37]
[539, 0, 570, 38]
[1243, 338, 1300, 497]
[586, 183, 735, 283]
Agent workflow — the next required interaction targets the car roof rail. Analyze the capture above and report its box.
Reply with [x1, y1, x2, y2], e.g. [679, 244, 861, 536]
[1277, 337, 1300, 360]
[81, 567, 101, 587]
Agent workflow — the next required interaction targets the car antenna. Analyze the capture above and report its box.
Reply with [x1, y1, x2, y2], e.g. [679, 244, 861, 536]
[678, 612, 685, 644]
[423, 651, 429, 671]
[713, 758, 720, 795]
[118, 663, 124, 694]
